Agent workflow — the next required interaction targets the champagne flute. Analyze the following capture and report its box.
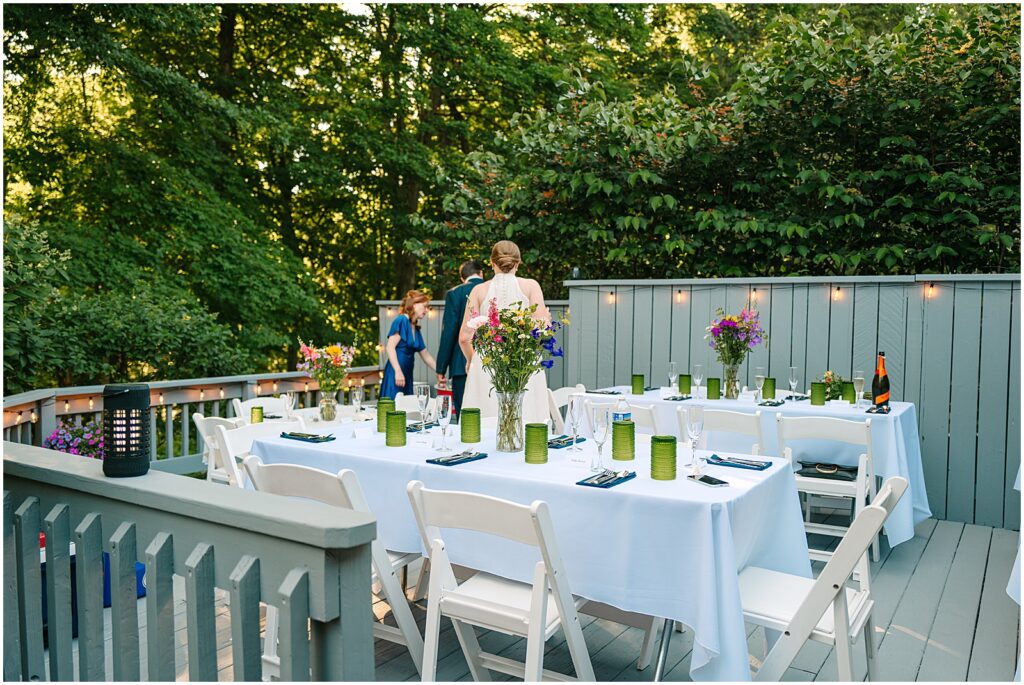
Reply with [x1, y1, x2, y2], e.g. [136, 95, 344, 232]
[853, 370, 866, 410]
[668, 361, 678, 391]
[686, 406, 705, 476]
[754, 366, 766, 404]
[415, 384, 431, 443]
[568, 394, 585, 461]
[789, 366, 800, 399]
[352, 385, 364, 415]
[692, 364, 704, 399]
[435, 394, 452, 452]
[590, 405, 610, 473]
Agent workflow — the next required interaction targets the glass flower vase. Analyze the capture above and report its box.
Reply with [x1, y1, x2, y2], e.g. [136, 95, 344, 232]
[319, 389, 338, 422]
[724, 363, 741, 400]
[495, 391, 525, 452]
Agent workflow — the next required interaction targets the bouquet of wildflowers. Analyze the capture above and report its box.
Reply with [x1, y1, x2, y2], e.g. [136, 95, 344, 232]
[705, 307, 766, 365]
[820, 370, 846, 401]
[467, 299, 566, 394]
[43, 418, 105, 459]
[297, 339, 357, 392]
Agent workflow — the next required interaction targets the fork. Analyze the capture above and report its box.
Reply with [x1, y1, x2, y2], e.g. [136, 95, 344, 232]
[435, 449, 477, 464]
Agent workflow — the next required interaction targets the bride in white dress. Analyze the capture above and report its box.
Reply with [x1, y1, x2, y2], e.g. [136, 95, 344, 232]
[458, 240, 551, 424]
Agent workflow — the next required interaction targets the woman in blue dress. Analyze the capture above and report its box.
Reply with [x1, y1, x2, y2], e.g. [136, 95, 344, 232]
[380, 290, 438, 399]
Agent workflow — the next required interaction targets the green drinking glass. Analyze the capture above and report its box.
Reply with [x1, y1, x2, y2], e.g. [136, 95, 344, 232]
[460, 408, 481, 443]
[841, 381, 856, 404]
[650, 435, 677, 481]
[678, 373, 692, 395]
[611, 420, 635, 461]
[386, 410, 407, 447]
[810, 382, 826, 406]
[631, 374, 645, 395]
[376, 398, 395, 432]
[524, 423, 548, 464]
[706, 377, 721, 400]
[763, 377, 776, 400]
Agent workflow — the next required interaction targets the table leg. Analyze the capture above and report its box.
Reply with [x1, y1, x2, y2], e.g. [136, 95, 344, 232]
[653, 617, 673, 681]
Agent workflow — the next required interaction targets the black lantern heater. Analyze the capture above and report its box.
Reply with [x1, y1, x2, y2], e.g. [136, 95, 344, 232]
[102, 384, 151, 477]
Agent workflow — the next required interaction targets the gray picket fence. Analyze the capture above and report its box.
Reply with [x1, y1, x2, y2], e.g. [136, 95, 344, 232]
[3, 441, 376, 681]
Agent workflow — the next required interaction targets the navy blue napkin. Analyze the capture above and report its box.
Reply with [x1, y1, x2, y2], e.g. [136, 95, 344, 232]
[758, 399, 785, 407]
[664, 395, 692, 401]
[548, 435, 587, 449]
[280, 432, 335, 443]
[407, 421, 439, 433]
[588, 390, 621, 395]
[576, 471, 637, 488]
[707, 454, 770, 471]
[426, 452, 488, 467]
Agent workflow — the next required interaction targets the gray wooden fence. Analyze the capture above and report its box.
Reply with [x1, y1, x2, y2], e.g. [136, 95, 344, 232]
[563, 274, 1020, 530]
[3, 441, 376, 681]
[376, 300, 571, 390]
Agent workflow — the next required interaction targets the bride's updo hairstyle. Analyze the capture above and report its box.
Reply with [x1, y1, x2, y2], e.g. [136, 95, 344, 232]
[491, 240, 521, 274]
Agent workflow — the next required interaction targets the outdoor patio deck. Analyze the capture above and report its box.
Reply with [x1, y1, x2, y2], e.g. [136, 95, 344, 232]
[52, 517, 1019, 682]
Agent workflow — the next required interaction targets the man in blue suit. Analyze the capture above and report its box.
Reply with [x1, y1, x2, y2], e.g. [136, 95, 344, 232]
[436, 260, 485, 417]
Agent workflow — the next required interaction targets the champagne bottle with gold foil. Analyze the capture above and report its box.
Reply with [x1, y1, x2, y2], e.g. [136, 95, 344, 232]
[871, 352, 890, 413]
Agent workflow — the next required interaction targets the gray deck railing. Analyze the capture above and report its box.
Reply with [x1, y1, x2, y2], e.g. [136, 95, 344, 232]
[2, 368, 383, 475]
[3, 442, 376, 681]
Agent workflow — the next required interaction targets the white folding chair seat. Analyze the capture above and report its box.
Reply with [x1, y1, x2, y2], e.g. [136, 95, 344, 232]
[546, 384, 586, 433]
[231, 395, 295, 423]
[407, 481, 595, 682]
[213, 418, 305, 488]
[628, 402, 663, 434]
[678, 408, 764, 455]
[395, 392, 436, 421]
[192, 413, 243, 483]
[741, 477, 908, 682]
[777, 414, 879, 566]
[245, 458, 424, 678]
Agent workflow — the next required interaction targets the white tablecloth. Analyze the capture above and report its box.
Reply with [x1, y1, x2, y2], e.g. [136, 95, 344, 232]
[252, 424, 811, 681]
[583, 388, 931, 547]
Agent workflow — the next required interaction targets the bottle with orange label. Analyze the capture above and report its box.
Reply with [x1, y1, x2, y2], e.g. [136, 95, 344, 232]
[871, 352, 890, 413]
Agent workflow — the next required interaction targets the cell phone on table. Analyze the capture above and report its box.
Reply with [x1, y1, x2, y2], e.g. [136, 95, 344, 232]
[687, 474, 728, 487]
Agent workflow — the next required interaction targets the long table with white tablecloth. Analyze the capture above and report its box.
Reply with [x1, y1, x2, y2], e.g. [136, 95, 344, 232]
[581, 387, 931, 547]
[252, 422, 810, 681]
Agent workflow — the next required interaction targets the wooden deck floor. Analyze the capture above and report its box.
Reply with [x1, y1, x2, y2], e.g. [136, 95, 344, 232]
[52, 518, 1020, 681]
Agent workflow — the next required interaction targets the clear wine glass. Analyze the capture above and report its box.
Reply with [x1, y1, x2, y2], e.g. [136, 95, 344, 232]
[692, 364, 704, 399]
[789, 366, 800, 399]
[590, 405, 611, 473]
[686, 406, 705, 476]
[668, 361, 678, 391]
[754, 366, 766, 404]
[435, 394, 452, 452]
[415, 385, 431, 443]
[853, 370, 866, 410]
[352, 385, 364, 415]
[568, 394, 585, 461]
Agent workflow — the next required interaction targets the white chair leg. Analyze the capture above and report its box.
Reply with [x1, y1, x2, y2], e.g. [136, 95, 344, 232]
[262, 604, 280, 680]
[378, 563, 424, 675]
[412, 559, 430, 601]
[864, 612, 878, 681]
[637, 616, 659, 670]
[525, 563, 549, 681]
[451, 619, 492, 682]
[833, 594, 854, 682]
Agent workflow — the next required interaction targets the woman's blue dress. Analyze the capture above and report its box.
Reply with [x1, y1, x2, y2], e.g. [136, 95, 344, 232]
[380, 314, 425, 399]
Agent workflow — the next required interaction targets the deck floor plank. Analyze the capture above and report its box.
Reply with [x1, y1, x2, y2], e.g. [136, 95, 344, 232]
[967, 527, 1021, 682]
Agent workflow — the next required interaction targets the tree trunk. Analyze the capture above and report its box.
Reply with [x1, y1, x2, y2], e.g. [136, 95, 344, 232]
[216, 5, 237, 101]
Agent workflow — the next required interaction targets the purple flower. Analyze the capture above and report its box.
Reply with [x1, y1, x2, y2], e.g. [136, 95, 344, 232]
[540, 360, 555, 369]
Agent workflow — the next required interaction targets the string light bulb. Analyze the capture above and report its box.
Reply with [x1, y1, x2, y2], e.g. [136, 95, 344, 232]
[16, 412, 22, 424]
[676, 289, 685, 303]
[833, 286, 843, 301]
[927, 283, 936, 299]
[199, 389, 205, 401]
[220, 388, 225, 398]
[64, 401, 70, 413]
[608, 291, 616, 304]
[88, 397, 95, 410]
[30, 411, 37, 423]
[256, 385, 262, 396]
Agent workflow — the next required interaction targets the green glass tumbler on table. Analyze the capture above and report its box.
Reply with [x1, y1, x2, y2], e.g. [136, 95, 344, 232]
[524, 423, 548, 464]
[650, 435, 677, 481]
[611, 420, 635, 461]
[631, 374, 645, 395]
[460, 408, 481, 443]
[251, 406, 263, 424]
[678, 373, 692, 395]
[706, 377, 721, 400]
[377, 398, 395, 432]
[810, 382, 826, 406]
[841, 381, 856, 404]
[763, 377, 776, 400]
[385, 410, 407, 447]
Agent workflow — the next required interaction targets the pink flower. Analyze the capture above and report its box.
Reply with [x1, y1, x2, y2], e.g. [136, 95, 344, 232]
[488, 298, 500, 327]
[466, 315, 488, 331]
[494, 335, 504, 343]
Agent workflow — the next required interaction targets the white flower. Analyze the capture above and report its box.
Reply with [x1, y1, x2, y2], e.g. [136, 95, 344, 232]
[466, 315, 488, 331]
[518, 333, 528, 339]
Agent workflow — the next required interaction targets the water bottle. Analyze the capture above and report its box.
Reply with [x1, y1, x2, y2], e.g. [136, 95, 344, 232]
[611, 397, 631, 423]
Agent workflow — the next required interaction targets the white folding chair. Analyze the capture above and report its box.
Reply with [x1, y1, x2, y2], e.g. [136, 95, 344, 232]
[677, 408, 765, 455]
[231, 395, 294, 423]
[191, 413, 243, 484]
[777, 414, 880, 566]
[407, 481, 595, 682]
[245, 458, 424, 678]
[212, 418, 305, 488]
[740, 477, 908, 681]
[546, 384, 586, 433]
[628, 402, 663, 434]
[582, 398, 616, 434]
[395, 391, 436, 421]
